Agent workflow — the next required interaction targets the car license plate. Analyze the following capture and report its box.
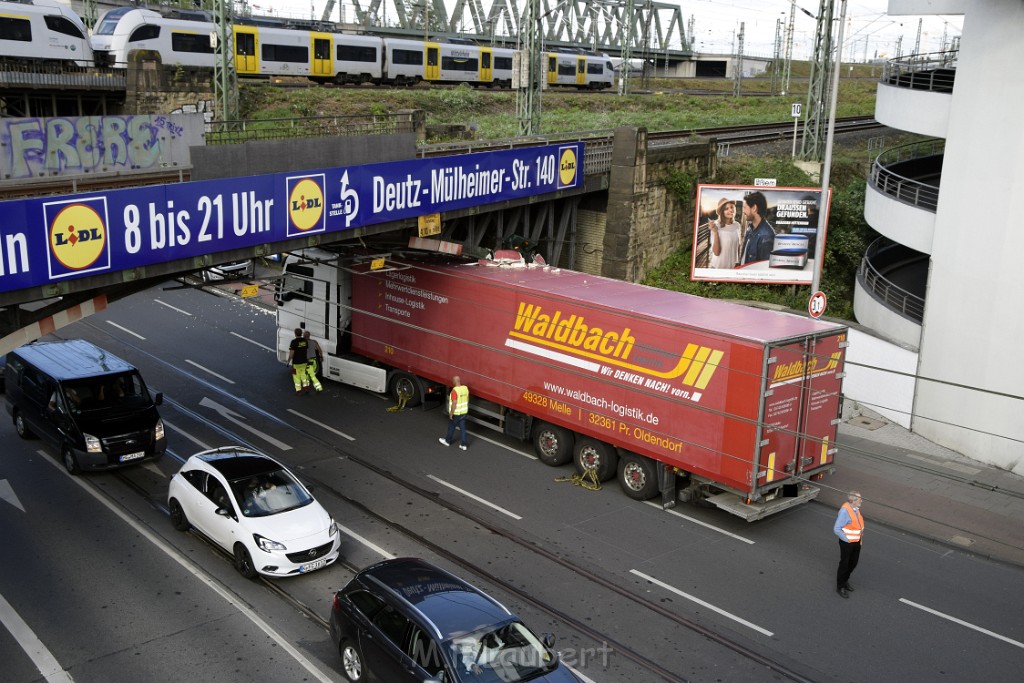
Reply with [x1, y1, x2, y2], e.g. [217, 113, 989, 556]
[299, 558, 327, 573]
[120, 451, 146, 462]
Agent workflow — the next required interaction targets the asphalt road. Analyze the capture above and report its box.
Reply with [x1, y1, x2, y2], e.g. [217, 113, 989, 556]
[1, 280, 1021, 683]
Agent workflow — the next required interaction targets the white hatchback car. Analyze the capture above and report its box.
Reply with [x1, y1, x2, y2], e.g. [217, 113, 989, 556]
[168, 446, 340, 578]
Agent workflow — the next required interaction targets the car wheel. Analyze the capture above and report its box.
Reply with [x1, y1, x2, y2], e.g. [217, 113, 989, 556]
[62, 444, 81, 475]
[169, 499, 190, 531]
[233, 544, 258, 579]
[618, 452, 659, 500]
[389, 372, 421, 407]
[574, 437, 618, 482]
[532, 422, 574, 466]
[14, 411, 35, 439]
[339, 640, 365, 682]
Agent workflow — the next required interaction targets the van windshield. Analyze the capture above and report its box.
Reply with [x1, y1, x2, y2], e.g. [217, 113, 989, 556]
[62, 372, 151, 413]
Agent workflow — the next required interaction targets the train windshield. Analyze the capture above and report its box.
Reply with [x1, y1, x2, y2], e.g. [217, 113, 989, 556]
[94, 8, 133, 35]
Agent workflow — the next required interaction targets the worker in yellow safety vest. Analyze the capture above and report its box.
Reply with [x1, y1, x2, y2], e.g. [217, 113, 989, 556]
[438, 375, 469, 451]
[833, 491, 865, 599]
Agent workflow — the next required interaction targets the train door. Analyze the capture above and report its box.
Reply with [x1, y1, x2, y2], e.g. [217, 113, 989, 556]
[547, 54, 557, 85]
[234, 26, 258, 74]
[425, 42, 440, 81]
[479, 47, 493, 83]
[311, 32, 332, 78]
[576, 57, 586, 86]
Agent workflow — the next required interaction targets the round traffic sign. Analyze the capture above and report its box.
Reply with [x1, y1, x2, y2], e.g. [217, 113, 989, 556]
[808, 291, 827, 318]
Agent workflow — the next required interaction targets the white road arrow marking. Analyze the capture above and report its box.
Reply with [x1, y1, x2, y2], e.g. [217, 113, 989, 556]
[199, 397, 292, 451]
[0, 479, 25, 512]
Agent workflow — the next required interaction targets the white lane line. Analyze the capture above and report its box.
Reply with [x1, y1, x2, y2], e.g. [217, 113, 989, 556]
[899, 598, 1024, 649]
[37, 451, 336, 683]
[286, 409, 355, 441]
[163, 419, 212, 452]
[630, 569, 774, 637]
[106, 320, 145, 340]
[185, 359, 236, 384]
[0, 592, 73, 682]
[230, 332, 275, 352]
[643, 501, 755, 544]
[154, 299, 193, 316]
[566, 664, 598, 683]
[427, 475, 523, 520]
[470, 432, 538, 460]
[336, 523, 396, 560]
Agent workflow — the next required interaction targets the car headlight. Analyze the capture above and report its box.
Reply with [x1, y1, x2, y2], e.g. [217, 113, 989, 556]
[154, 419, 165, 441]
[254, 534, 286, 552]
[329, 519, 338, 537]
[84, 433, 102, 453]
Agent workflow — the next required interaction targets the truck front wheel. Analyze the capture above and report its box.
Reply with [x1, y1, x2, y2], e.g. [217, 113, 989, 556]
[532, 422, 574, 466]
[574, 438, 618, 481]
[618, 453, 658, 500]
[389, 372, 422, 407]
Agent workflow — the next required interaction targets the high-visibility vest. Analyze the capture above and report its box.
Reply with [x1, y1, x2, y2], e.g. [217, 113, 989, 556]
[450, 385, 469, 415]
[840, 502, 864, 543]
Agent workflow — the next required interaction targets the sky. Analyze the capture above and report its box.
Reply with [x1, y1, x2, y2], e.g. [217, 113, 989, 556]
[248, 1, 963, 62]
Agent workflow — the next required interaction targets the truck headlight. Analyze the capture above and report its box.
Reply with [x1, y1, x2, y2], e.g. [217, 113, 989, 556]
[84, 434, 102, 453]
[155, 419, 165, 441]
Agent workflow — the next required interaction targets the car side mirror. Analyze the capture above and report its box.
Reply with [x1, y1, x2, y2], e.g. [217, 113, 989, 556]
[216, 507, 233, 519]
[154, 392, 163, 406]
[542, 633, 556, 649]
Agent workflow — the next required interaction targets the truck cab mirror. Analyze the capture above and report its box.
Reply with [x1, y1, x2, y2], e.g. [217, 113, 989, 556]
[153, 392, 163, 406]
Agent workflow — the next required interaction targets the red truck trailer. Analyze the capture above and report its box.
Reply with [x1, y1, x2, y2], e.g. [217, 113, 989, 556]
[276, 248, 847, 520]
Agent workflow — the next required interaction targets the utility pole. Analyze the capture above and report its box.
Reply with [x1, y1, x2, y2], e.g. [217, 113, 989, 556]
[782, 0, 795, 95]
[213, 0, 239, 126]
[913, 18, 922, 55]
[771, 18, 783, 96]
[799, 0, 835, 161]
[620, 0, 635, 96]
[516, 0, 541, 135]
[733, 22, 744, 97]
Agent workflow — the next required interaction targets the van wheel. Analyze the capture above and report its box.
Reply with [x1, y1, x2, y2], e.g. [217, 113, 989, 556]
[62, 445, 81, 475]
[234, 544, 258, 579]
[574, 438, 618, 482]
[169, 499, 190, 531]
[13, 411, 35, 439]
[389, 372, 421, 407]
[618, 453, 659, 500]
[532, 422, 574, 466]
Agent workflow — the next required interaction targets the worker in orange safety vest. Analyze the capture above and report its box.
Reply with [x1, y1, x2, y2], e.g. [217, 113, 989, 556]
[833, 491, 865, 599]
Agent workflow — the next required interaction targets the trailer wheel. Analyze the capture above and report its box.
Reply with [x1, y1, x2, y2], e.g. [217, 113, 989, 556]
[618, 453, 658, 500]
[389, 372, 422, 407]
[574, 438, 618, 482]
[532, 422, 574, 466]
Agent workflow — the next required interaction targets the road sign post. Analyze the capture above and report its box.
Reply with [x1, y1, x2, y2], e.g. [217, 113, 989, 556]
[791, 103, 802, 159]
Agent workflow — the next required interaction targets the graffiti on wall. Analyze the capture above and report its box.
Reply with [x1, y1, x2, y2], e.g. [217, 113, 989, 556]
[0, 114, 204, 179]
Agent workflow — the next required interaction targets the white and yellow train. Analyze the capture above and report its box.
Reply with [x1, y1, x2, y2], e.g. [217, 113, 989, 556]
[89, 7, 616, 90]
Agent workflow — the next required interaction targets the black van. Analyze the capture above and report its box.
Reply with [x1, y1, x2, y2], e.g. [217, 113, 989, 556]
[4, 340, 167, 474]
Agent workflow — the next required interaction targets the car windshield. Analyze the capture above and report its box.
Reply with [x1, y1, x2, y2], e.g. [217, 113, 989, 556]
[231, 467, 314, 517]
[62, 373, 151, 414]
[446, 621, 558, 683]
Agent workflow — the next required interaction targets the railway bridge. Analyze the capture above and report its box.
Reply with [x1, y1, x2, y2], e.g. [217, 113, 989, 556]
[0, 113, 715, 350]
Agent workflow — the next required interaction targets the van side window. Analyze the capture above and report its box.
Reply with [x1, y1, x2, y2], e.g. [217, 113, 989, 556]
[20, 366, 47, 405]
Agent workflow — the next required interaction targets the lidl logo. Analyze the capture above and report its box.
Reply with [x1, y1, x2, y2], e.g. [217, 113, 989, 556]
[44, 198, 111, 279]
[557, 147, 578, 188]
[286, 174, 326, 236]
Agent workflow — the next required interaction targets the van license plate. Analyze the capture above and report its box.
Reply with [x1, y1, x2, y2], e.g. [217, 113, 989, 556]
[299, 559, 327, 573]
[120, 451, 146, 462]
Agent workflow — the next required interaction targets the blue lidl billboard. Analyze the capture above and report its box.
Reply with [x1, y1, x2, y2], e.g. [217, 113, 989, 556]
[0, 143, 584, 294]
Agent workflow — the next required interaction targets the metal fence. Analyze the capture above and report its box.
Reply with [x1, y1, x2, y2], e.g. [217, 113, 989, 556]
[882, 50, 957, 93]
[869, 139, 943, 211]
[857, 238, 926, 324]
[204, 113, 420, 145]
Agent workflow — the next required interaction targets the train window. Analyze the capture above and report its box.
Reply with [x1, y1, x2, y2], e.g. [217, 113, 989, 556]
[426, 47, 438, 67]
[392, 49, 423, 66]
[547, 56, 556, 73]
[494, 57, 512, 70]
[262, 43, 308, 63]
[44, 16, 84, 39]
[578, 61, 585, 74]
[482, 53, 491, 69]
[558, 63, 575, 76]
[236, 33, 255, 56]
[129, 24, 160, 42]
[0, 17, 32, 42]
[171, 32, 215, 54]
[314, 39, 330, 60]
[441, 57, 478, 72]
[337, 44, 376, 62]
[587, 64, 603, 75]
